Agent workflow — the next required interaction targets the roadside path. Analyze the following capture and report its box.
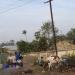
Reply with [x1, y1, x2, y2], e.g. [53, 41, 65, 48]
[0, 55, 75, 75]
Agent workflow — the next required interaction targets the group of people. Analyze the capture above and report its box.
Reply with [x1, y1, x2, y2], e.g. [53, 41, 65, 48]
[3, 51, 23, 69]
[44, 55, 60, 70]
[36, 55, 60, 71]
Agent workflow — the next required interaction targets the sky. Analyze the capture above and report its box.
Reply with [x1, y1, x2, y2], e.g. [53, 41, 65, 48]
[0, 0, 75, 42]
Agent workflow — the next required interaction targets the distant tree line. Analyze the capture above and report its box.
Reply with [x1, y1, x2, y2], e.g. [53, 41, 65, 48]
[16, 21, 75, 53]
[0, 40, 15, 47]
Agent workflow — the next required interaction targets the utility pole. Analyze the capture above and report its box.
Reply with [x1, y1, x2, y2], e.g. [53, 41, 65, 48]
[44, 0, 58, 56]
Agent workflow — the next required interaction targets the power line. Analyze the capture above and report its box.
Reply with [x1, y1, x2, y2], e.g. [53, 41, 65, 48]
[0, 0, 34, 14]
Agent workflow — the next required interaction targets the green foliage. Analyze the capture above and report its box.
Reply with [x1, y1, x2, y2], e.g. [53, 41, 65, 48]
[17, 21, 59, 53]
[38, 37, 48, 51]
[34, 22, 55, 51]
[41, 22, 52, 38]
[31, 40, 39, 52]
[17, 40, 31, 53]
[34, 22, 57, 40]
[35, 31, 41, 40]
[56, 35, 67, 42]
[67, 28, 75, 44]
[17, 40, 39, 53]
[41, 22, 58, 38]
[64, 53, 75, 66]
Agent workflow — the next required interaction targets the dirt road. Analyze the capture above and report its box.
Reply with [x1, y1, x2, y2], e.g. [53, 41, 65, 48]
[0, 55, 75, 75]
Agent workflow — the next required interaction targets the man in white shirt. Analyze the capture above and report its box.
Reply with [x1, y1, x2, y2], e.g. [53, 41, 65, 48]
[7, 53, 16, 67]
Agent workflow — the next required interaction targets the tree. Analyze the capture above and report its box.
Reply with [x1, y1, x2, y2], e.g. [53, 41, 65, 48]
[56, 35, 67, 42]
[41, 22, 58, 47]
[22, 30, 27, 41]
[31, 40, 39, 52]
[38, 37, 48, 51]
[17, 40, 36, 53]
[35, 31, 41, 40]
[41, 22, 58, 39]
[17, 40, 29, 53]
[67, 28, 75, 44]
[34, 21, 58, 51]
[41, 22, 52, 38]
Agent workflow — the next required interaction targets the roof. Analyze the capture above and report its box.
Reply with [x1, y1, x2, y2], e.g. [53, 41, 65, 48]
[3, 45, 17, 51]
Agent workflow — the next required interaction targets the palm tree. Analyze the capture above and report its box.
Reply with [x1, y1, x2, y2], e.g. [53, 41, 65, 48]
[22, 30, 27, 41]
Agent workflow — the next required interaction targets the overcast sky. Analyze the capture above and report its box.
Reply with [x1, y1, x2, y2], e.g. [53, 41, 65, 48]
[0, 0, 75, 42]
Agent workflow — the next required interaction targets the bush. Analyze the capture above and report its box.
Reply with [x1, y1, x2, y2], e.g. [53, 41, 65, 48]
[62, 53, 75, 67]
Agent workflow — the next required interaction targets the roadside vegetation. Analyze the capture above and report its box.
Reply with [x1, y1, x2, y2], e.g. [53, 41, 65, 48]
[16, 21, 75, 54]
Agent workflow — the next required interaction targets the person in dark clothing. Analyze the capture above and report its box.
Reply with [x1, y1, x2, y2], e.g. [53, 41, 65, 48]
[15, 51, 21, 61]
[15, 51, 23, 67]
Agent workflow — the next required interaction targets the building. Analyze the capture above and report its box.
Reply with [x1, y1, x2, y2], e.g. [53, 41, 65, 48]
[3, 45, 17, 53]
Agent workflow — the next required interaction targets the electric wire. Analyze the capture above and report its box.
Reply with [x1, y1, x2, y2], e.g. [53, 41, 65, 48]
[0, 0, 35, 14]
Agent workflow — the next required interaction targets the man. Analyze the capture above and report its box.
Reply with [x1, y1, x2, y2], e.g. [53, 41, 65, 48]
[7, 53, 13, 67]
[15, 51, 23, 67]
[44, 55, 60, 71]
[7, 53, 16, 67]
[15, 51, 21, 61]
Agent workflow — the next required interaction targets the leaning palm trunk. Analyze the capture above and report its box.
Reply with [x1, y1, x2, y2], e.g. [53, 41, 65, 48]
[25, 34, 27, 42]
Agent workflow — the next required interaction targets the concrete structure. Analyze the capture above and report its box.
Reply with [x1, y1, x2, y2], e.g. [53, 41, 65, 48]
[3, 45, 17, 53]
[27, 50, 75, 60]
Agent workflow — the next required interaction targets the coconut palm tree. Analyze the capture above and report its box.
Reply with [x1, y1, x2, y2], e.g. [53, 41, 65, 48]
[22, 30, 27, 41]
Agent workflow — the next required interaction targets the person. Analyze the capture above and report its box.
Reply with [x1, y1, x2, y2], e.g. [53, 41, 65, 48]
[38, 57, 44, 66]
[15, 51, 21, 61]
[7, 53, 16, 67]
[15, 51, 23, 68]
[48, 56, 60, 71]
[45, 55, 54, 70]
[17, 56, 23, 67]
[11, 55, 16, 67]
[43, 55, 60, 71]
[7, 53, 13, 67]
